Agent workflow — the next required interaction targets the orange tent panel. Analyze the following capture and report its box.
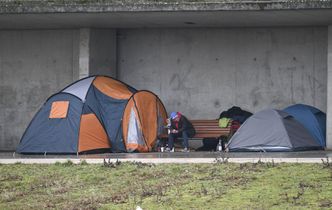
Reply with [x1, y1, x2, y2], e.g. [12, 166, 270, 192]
[78, 113, 110, 152]
[122, 91, 168, 152]
[134, 92, 158, 150]
[126, 143, 149, 153]
[157, 99, 168, 130]
[49, 101, 69, 119]
[93, 76, 133, 100]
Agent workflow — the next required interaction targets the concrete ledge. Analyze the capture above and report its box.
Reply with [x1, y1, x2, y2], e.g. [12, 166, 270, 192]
[0, 157, 329, 164]
[0, 0, 332, 14]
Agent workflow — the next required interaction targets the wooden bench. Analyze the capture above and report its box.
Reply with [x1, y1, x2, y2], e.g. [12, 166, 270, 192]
[159, 119, 232, 140]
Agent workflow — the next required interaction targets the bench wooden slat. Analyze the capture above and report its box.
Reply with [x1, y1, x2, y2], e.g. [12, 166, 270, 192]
[193, 122, 219, 124]
[193, 134, 227, 138]
[191, 120, 219, 122]
[195, 131, 229, 133]
[194, 125, 220, 127]
[192, 123, 219, 125]
[196, 130, 230, 133]
[158, 119, 231, 140]
[194, 127, 228, 131]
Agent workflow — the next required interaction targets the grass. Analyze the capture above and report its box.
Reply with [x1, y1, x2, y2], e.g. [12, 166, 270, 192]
[1, 160, 332, 209]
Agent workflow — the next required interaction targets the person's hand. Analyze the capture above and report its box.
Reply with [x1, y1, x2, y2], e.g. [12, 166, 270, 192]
[171, 129, 178, 134]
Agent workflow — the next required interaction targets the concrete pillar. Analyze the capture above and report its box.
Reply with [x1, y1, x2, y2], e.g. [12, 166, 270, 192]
[77, 28, 117, 79]
[327, 25, 332, 150]
[78, 28, 90, 79]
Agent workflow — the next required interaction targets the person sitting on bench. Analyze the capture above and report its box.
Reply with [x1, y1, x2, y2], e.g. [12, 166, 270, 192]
[167, 112, 196, 152]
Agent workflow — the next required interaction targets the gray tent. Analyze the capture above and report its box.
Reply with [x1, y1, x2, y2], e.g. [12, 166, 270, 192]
[226, 109, 323, 152]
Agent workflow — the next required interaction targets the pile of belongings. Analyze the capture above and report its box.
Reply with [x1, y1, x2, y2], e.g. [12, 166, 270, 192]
[219, 106, 253, 125]
[196, 106, 252, 151]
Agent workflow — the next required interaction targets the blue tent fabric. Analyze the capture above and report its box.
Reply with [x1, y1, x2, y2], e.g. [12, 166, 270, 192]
[283, 104, 326, 147]
[85, 85, 129, 152]
[17, 93, 82, 154]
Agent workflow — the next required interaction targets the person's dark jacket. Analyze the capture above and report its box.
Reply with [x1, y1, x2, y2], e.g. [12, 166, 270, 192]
[171, 115, 196, 138]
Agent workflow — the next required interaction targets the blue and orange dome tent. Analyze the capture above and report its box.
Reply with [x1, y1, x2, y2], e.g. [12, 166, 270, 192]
[17, 76, 167, 154]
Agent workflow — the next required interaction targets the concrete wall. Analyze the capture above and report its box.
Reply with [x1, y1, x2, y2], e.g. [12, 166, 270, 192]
[89, 29, 117, 77]
[0, 27, 328, 150]
[118, 27, 327, 119]
[0, 28, 118, 150]
[0, 30, 79, 150]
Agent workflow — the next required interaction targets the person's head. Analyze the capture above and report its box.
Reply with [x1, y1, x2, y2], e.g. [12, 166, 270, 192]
[170, 112, 181, 122]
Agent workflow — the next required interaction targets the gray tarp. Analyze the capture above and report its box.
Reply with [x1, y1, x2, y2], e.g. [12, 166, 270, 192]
[227, 109, 322, 152]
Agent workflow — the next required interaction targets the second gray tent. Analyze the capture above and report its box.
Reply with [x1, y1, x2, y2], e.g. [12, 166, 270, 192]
[226, 109, 322, 152]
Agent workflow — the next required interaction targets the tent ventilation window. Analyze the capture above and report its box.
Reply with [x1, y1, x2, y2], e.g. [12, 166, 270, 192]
[49, 101, 69, 119]
[127, 108, 145, 147]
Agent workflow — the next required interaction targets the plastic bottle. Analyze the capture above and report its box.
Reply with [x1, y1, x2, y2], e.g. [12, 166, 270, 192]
[166, 118, 171, 134]
[217, 139, 222, 152]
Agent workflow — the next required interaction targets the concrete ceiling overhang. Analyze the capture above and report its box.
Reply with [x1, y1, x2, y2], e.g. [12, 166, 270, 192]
[0, 1, 332, 29]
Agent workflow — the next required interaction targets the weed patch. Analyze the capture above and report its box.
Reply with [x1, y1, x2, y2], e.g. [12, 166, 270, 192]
[321, 158, 331, 168]
[0, 174, 22, 182]
[319, 199, 332, 208]
[102, 158, 121, 168]
[79, 159, 88, 165]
